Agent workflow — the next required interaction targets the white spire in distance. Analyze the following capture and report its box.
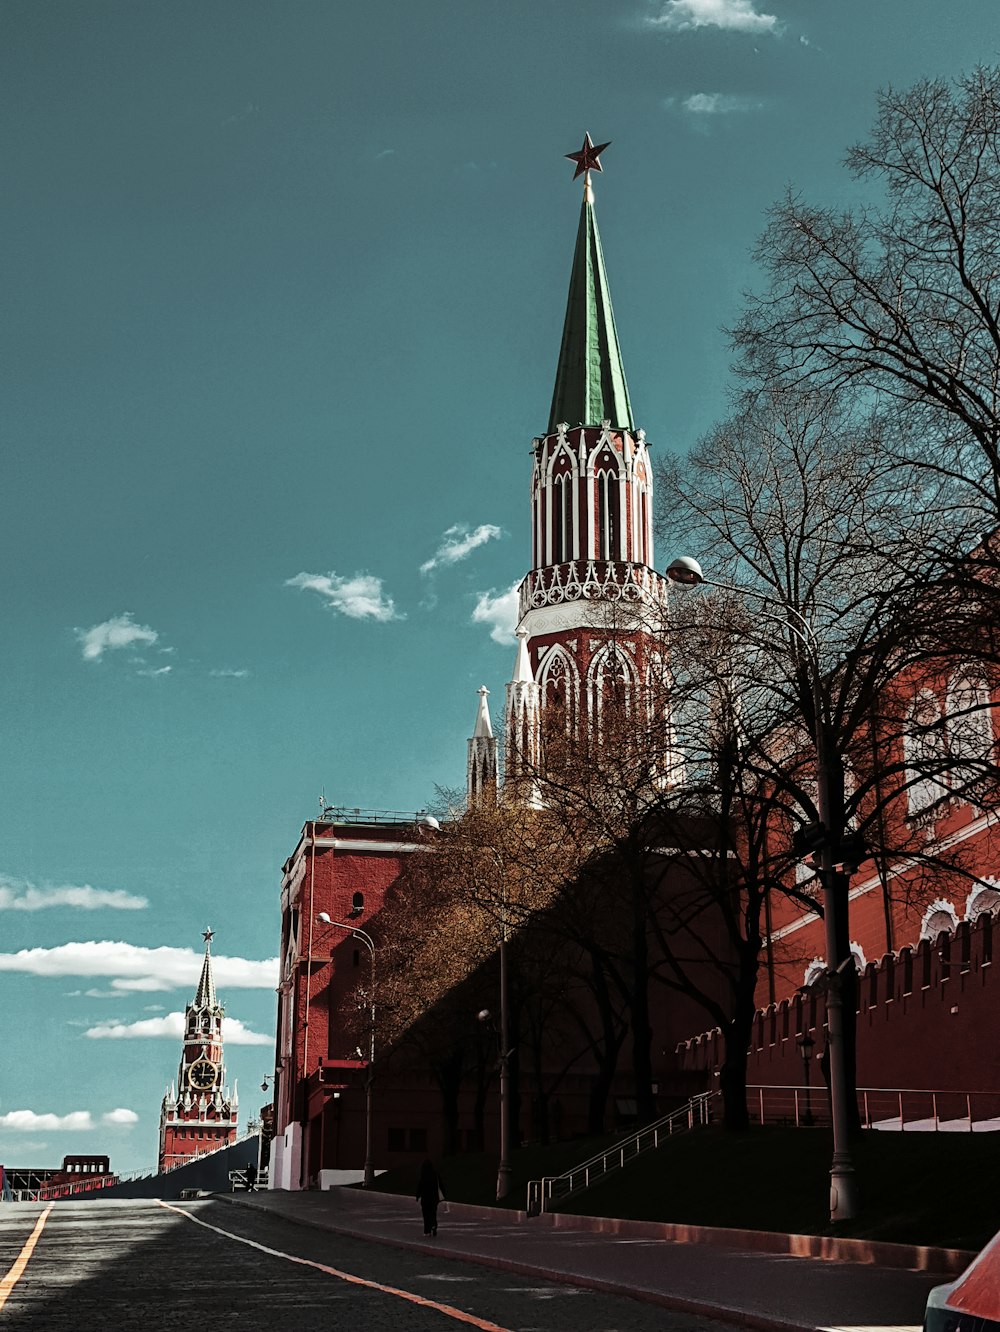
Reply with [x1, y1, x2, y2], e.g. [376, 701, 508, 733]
[467, 686, 498, 807]
[505, 630, 541, 793]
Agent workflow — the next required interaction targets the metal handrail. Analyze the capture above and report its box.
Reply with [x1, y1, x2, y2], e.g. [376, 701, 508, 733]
[745, 1083, 1000, 1132]
[526, 1092, 717, 1216]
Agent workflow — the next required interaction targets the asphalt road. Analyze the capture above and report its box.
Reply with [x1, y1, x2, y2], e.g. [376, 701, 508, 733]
[0, 1199, 732, 1331]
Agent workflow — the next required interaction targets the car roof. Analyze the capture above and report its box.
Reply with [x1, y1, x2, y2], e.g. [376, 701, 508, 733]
[945, 1228, 1000, 1319]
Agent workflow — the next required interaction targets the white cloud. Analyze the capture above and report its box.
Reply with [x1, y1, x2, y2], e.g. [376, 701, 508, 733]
[136, 665, 172, 678]
[471, 583, 521, 645]
[285, 571, 400, 622]
[0, 941, 278, 991]
[0, 876, 148, 912]
[0, 1109, 95, 1132]
[682, 92, 763, 114]
[420, 524, 503, 575]
[209, 668, 250, 679]
[76, 613, 159, 662]
[85, 1011, 271, 1046]
[84, 988, 128, 999]
[102, 1108, 139, 1126]
[648, 0, 778, 33]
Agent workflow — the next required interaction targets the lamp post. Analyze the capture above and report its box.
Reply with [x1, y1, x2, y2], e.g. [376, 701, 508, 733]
[666, 555, 859, 1222]
[796, 1032, 816, 1125]
[318, 912, 376, 1187]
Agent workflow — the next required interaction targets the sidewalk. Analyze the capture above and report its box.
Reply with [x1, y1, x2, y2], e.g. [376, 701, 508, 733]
[217, 1186, 964, 1332]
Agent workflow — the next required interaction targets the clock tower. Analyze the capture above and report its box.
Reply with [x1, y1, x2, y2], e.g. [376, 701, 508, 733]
[158, 929, 239, 1173]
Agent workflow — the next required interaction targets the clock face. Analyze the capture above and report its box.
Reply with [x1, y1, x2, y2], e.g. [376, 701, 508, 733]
[188, 1059, 218, 1090]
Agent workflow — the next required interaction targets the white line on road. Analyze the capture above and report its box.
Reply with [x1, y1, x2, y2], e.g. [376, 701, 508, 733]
[0, 1205, 53, 1312]
[158, 1200, 513, 1331]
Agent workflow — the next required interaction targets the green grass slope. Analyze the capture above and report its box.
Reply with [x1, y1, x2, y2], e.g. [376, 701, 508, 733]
[369, 1126, 1000, 1251]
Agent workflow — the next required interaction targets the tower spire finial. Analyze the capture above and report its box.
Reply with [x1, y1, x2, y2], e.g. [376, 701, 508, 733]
[193, 928, 218, 1008]
[549, 135, 633, 434]
[565, 132, 611, 187]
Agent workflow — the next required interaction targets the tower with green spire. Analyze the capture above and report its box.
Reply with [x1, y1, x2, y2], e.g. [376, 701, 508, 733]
[548, 176, 634, 434]
[504, 137, 673, 782]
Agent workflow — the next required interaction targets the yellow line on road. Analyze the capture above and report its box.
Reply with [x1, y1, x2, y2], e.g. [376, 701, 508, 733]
[159, 1200, 512, 1331]
[0, 1205, 53, 1312]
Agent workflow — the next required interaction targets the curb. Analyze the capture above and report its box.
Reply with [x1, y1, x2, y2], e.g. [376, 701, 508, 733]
[530, 1208, 974, 1276]
[216, 1193, 818, 1332]
[265, 1188, 972, 1277]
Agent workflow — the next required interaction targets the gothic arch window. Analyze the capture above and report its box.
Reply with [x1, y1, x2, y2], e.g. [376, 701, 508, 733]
[638, 483, 650, 566]
[903, 689, 949, 816]
[588, 643, 636, 734]
[596, 464, 620, 561]
[644, 655, 680, 781]
[946, 670, 994, 800]
[551, 472, 575, 565]
[538, 648, 578, 743]
[920, 899, 959, 940]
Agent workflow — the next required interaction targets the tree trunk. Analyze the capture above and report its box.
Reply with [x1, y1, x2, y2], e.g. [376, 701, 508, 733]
[630, 878, 657, 1122]
[720, 1019, 752, 1131]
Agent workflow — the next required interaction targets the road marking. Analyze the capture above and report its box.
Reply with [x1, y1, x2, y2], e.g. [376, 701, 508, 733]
[158, 1201, 512, 1331]
[0, 1205, 53, 1312]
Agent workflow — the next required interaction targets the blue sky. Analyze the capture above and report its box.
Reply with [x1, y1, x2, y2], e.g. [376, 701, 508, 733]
[2, 0, 998, 1173]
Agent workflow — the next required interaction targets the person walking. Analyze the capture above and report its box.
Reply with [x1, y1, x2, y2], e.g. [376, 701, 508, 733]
[416, 1159, 444, 1236]
[244, 1161, 258, 1193]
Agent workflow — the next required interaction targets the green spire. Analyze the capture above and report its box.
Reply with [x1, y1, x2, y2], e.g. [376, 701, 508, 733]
[547, 192, 634, 434]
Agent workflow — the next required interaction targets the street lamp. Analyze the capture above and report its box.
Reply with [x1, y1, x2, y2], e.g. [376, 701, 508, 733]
[318, 912, 377, 1187]
[666, 555, 859, 1222]
[796, 1032, 816, 1126]
[480, 850, 512, 1202]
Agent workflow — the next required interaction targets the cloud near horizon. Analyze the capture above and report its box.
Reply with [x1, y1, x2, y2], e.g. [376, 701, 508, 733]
[84, 1012, 271, 1045]
[471, 583, 520, 645]
[420, 524, 503, 575]
[0, 941, 279, 991]
[648, 0, 777, 32]
[76, 612, 159, 662]
[0, 1108, 139, 1132]
[285, 571, 400, 622]
[0, 875, 148, 912]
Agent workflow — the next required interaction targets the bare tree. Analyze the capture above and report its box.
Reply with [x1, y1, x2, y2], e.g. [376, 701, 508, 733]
[659, 382, 1000, 1128]
[734, 67, 1000, 522]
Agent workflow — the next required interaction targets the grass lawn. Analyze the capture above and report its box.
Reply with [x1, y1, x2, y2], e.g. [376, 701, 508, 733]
[367, 1125, 1000, 1252]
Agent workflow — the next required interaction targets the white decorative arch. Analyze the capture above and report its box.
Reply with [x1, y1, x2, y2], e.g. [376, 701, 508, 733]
[802, 945, 866, 989]
[919, 898, 959, 940]
[803, 958, 826, 988]
[966, 882, 1000, 921]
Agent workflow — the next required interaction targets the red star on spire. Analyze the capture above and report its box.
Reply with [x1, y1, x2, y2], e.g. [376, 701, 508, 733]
[565, 133, 611, 180]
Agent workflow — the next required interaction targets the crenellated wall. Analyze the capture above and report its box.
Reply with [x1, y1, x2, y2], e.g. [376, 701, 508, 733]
[677, 910, 1000, 1094]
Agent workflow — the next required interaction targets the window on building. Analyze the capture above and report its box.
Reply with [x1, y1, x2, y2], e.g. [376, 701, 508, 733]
[596, 466, 619, 561]
[947, 671, 994, 802]
[904, 690, 949, 816]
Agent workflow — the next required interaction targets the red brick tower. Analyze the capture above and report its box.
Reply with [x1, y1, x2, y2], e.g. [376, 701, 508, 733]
[505, 138, 674, 784]
[157, 929, 239, 1172]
